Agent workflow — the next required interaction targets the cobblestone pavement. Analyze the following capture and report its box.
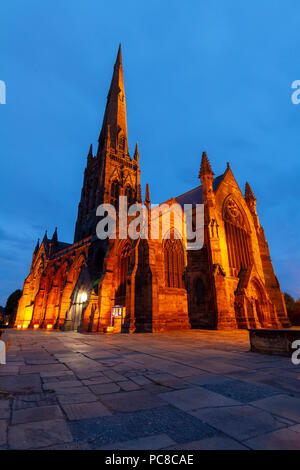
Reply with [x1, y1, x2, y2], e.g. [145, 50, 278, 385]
[0, 329, 300, 450]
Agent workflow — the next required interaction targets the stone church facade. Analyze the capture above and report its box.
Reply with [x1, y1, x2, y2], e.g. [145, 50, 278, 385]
[15, 46, 290, 332]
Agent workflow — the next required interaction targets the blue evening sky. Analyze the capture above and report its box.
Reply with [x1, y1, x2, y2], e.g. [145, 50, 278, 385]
[0, 0, 300, 305]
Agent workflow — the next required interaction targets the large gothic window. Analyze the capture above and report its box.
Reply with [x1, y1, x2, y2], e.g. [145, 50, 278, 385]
[164, 238, 184, 288]
[110, 180, 119, 209]
[223, 197, 251, 274]
[119, 241, 131, 297]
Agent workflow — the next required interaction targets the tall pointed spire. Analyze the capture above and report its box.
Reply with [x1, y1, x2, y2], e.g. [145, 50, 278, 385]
[199, 152, 214, 178]
[88, 144, 93, 158]
[98, 43, 129, 156]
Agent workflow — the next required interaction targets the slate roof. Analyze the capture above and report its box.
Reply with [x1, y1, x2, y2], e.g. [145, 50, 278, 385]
[175, 174, 224, 208]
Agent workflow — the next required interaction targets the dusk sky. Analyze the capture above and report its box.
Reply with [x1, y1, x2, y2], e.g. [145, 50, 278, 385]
[1, 0, 300, 306]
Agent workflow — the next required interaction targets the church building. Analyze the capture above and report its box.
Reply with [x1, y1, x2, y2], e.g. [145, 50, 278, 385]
[15, 46, 290, 332]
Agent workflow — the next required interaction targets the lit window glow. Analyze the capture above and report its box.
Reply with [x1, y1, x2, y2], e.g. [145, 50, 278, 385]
[80, 292, 87, 303]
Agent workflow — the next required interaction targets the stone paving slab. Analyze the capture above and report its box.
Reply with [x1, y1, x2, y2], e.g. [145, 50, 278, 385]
[1, 374, 42, 394]
[12, 393, 57, 410]
[12, 404, 63, 425]
[250, 394, 300, 422]
[190, 405, 287, 440]
[43, 380, 84, 391]
[244, 426, 300, 450]
[19, 364, 68, 374]
[159, 386, 240, 410]
[99, 390, 168, 413]
[201, 378, 280, 403]
[8, 419, 73, 449]
[57, 390, 98, 405]
[88, 382, 121, 395]
[61, 402, 112, 420]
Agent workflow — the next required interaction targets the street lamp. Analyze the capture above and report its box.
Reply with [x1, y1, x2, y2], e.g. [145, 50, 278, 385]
[80, 292, 87, 303]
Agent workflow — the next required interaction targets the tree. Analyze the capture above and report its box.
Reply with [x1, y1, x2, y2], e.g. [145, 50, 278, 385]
[284, 292, 300, 326]
[293, 298, 300, 326]
[5, 289, 22, 327]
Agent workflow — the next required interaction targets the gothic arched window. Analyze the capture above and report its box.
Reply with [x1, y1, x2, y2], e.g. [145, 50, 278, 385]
[125, 185, 135, 207]
[223, 196, 251, 274]
[119, 241, 131, 297]
[110, 180, 119, 209]
[164, 238, 184, 288]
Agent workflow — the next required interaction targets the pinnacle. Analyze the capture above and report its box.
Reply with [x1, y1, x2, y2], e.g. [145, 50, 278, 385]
[199, 151, 214, 178]
[245, 182, 256, 201]
[144, 183, 150, 204]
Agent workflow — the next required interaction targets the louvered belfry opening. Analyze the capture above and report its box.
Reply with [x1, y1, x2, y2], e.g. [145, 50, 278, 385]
[223, 197, 251, 275]
[164, 237, 184, 289]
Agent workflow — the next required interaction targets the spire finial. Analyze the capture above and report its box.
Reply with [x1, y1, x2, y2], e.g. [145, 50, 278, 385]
[88, 144, 93, 158]
[199, 151, 214, 178]
[116, 43, 122, 67]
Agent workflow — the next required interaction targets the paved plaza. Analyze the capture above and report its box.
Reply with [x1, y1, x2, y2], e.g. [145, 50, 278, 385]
[0, 329, 300, 450]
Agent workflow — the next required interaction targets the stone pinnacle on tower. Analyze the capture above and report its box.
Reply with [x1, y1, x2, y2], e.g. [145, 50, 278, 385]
[144, 183, 151, 210]
[51, 227, 58, 243]
[97, 43, 129, 156]
[33, 238, 40, 255]
[134, 142, 139, 162]
[199, 151, 214, 178]
[245, 182, 256, 201]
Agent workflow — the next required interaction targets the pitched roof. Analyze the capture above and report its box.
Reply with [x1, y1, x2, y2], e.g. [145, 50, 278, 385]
[175, 174, 224, 207]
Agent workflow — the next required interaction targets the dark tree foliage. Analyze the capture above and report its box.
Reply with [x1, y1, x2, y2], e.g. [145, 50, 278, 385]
[284, 293, 300, 326]
[5, 289, 22, 316]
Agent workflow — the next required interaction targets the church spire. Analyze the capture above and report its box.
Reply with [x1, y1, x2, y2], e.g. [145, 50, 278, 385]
[97, 44, 129, 156]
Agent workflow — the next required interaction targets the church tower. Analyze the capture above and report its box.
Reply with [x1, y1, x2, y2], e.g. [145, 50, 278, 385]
[74, 45, 141, 242]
